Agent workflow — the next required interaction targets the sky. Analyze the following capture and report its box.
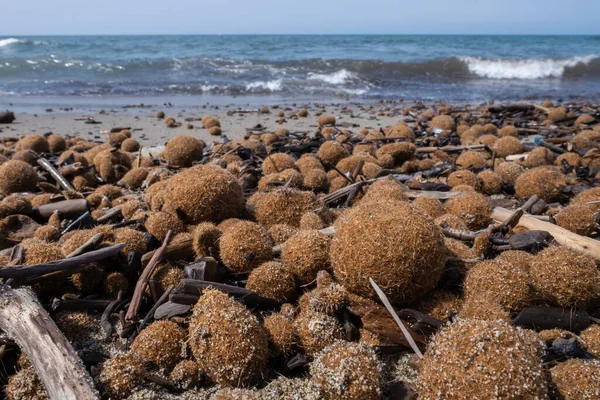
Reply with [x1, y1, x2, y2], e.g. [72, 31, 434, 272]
[2, 0, 599, 35]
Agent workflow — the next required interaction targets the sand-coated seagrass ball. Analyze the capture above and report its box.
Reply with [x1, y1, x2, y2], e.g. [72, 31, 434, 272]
[530, 246, 600, 307]
[330, 201, 445, 304]
[130, 320, 185, 369]
[293, 309, 344, 357]
[0, 160, 39, 194]
[97, 354, 145, 399]
[418, 319, 547, 399]
[445, 191, 492, 230]
[310, 341, 381, 400]
[550, 359, 600, 399]
[188, 289, 269, 387]
[253, 188, 319, 228]
[246, 261, 296, 302]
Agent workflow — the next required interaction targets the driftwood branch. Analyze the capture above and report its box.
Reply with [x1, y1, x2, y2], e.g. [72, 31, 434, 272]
[492, 207, 600, 260]
[37, 158, 75, 192]
[34, 199, 89, 219]
[0, 285, 99, 399]
[126, 231, 172, 322]
[0, 243, 124, 278]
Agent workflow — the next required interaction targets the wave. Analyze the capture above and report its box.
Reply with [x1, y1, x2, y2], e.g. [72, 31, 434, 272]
[308, 69, 357, 84]
[0, 38, 23, 48]
[459, 55, 598, 79]
[245, 80, 282, 92]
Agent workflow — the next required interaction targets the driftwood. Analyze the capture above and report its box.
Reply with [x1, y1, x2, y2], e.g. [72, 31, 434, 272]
[492, 207, 600, 260]
[140, 239, 193, 267]
[0, 285, 99, 399]
[174, 279, 280, 309]
[0, 243, 124, 278]
[126, 231, 172, 322]
[416, 144, 486, 154]
[34, 199, 89, 219]
[37, 158, 75, 192]
[513, 306, 592, 331]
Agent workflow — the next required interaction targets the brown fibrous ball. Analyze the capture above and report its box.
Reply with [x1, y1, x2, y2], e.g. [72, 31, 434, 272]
[331, 201, 445, 304]
[281, 230, 330, 284]
[310, 341, 381, 400]
[131, 320, 185, 369]
[219, 220, 273, 272]
[550, 359, 600, 400]
[293, 309, 344, 356]
[445, 191, 492, 230]
[162, 135, 205, 167]
[530, 246, 600, 307]
[554, 204, 596, 236]
[418, 319, 547, 399]
[188, 289, 269, 387]
[145, 211, 185, 241]
[246, 261, 296, 302]
[514, 166, 566, 202]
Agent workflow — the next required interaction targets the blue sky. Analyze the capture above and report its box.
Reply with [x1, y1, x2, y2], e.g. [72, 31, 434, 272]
[2, 0, 599, 35]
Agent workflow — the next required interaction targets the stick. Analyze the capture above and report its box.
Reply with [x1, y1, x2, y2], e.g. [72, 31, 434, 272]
[34, 199, 89, 219]
[65, 233, 104, 258]
[492, 207, 600, 260]
[96, 206, 122, 223]
[37, 158, 75, 192]
[101, 290, 123, 340]
[140, 239, 193, 267]
[175, 279, 280, 309]
[416, 144, 486, 154]
[126, 231, 172, 321]
[0, 286, 99, 399]
[369, 278, 423, 359]
[0, 244, 124, 278]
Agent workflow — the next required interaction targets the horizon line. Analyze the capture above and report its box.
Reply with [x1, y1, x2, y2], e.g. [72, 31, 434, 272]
[2, 33, 599, 37]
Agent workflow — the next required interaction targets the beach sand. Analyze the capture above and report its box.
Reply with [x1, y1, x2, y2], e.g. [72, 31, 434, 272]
[0, 102, 402, 147]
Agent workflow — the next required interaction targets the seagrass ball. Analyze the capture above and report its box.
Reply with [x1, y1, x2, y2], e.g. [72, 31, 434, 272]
[514, 166, 566, 202]
[0, 160, 38, 194]
[202, 116, 220, 129]
[464, 259, 531, 310]
[530, 246, 600, 307]
[246, 261, 296, 302]
[296, 155, 324, 174]
[170, 360, 200, 390]
[447, 170, 481, 190]
[253, 188, 319, 227]
[188, 289, 269, 387]
[219, 220, 273, 272]
[580, 324, 600, 357]
[550, 359, 600, 399]
[375, 142, 416, 164]
[317, 141, 348, 166]
[524, 146, 554, 168]
[299, 211, 325, 230]
[496, 161, 523, 183]
[360, 179, 408, 205]
[192, 222, 221, 258]
[281, 230, 330, 284]
[97, 354, 145, 399]
[15, 135, 49, 153]
[477, 169, 502, 194]
[47, 134, 67, 153]
[104, 272, 129, 298]
[493, 136, 523, 158]
[257, 168, 303, 191]
[263, 153, 296, 175]
[387, 122, 415, 141]
[413, 196, 445, 219]
[145, 211, 185, 242]
[445, 191, 492, 230]
[6, 367, 48, 400]
[430, 115, 455, 131]
[161, 164, 244, 224]
[554, 204, 596, 236]
[293, 309, 344, 356]
[263, 305, 296, 355]
[456, 151, 487, 170]
[571, 187, 600, 211]
[131, 320, 185, 369]
[162, 135, 205, 167]
[331, 201, 445, 303]
[498, 125, 518, 137]
[318, 115, 336, 126]
[418, 319, 547, 399]
[118, 167, 149, 189]
[303, 169, 328, 192]
[310, 341, 381, 400]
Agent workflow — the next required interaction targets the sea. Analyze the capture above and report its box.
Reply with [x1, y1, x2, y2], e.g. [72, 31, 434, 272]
[1, 35, 599, 109]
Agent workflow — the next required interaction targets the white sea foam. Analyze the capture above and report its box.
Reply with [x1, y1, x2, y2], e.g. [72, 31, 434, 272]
[308, 69, 357, 84]
[460, 55, 598, 79]
[245, 80, 282, 91]
[0, 38, 23, 48]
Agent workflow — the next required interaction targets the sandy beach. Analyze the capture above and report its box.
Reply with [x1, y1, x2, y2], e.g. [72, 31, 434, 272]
[1, 101, 403, 146]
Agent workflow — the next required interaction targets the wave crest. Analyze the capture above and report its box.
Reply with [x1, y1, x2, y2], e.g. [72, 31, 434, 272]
[459, 55, 598, 79]
[308, 69, 357, 84]
[0, 38, 23, 48]
[245, 79, 282, 92]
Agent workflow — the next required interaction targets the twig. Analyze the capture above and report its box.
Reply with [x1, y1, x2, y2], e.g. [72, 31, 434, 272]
[37, 158, 75, 192]
[66, 233, 104, 258]
[101, 290, 123, 340]
[96, 206, 122, 223]
[0, 244, 125, 278]
[369, 278, 424, 359]
[125, 231, 172, 322]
